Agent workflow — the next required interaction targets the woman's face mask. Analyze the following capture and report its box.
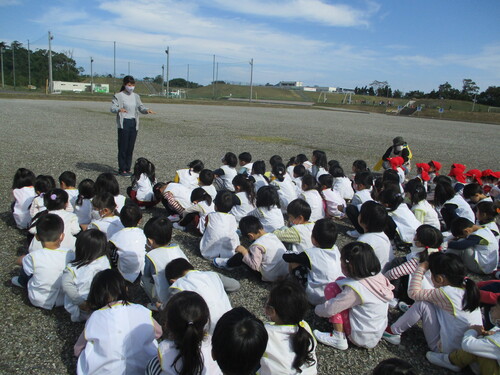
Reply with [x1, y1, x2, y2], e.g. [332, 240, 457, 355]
[125, 85, 135, 93]
[395, 145, 403, 152]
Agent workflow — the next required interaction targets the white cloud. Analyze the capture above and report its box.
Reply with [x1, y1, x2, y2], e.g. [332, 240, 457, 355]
[35, 7, 89, 24]
[0, 0, 21, 6]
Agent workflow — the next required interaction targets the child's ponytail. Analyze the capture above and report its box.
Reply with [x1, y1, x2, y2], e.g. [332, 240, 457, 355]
[272, 163, 287, 182]
[233, 174, 256, 204]
[463, 277, 481, 313]
[291, 322, 316, 371]
[164, 291, 209, 375]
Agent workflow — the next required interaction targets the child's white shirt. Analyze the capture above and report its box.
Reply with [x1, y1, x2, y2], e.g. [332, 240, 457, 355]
[253, 174, 269, 192]
[305, 245, 343, 305]
[165, 183, 192, 209]
[322, 188, 346, 218]
[114, 194, 127, 213]
[134, 174, 155, 202]
[23, 247, 75, 309]
[444, 194, 476, 223]
[469, 227, 499, 274]
[332, 177, 354, 201]
[176, 168, 200, 190]
[461, 327, 500, 365]
[109, 227, 147, 282]
[239, 162, 253, 175]
[230, 192, 255, 222]
[88, 215, 124, 240]
[271, 176, 299, 211]
[351, 188, 372, 209]
[388, 204, 421, 244]
[76, 302, 158, 375]
[260, 321, 317, 375]
[13, 186, 36, 229]
[65, 188, 79, 211]
[199, 212, 240, 259]
[30, 195, 46, 218]
[201, 184, 217, 201]
[29, 209, 80, 252]
[249, 206, 285, 233]
[300, 190, 325, 222]
[250, 233, 289, 282]
[358, 232, 393, 270]
[74, 198, 93, 225]
[411, 199, 440, 229]
[219, 165, 237, 191]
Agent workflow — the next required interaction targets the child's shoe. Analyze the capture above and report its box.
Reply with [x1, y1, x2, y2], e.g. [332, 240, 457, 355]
[398, 301, 411, 313]
[11, 276, 23, 288]
[167, 214, 180, 222]
[346, 230, 360, 239]
[425, 352, 460, 372]
[213, 257, 231, 269]
[382, 327, 401, 345]
[173, 223, 186, 231]
[313, 330, 349, 350]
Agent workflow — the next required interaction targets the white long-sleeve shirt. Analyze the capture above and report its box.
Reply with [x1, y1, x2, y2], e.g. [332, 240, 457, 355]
[461, 328, 500, 365]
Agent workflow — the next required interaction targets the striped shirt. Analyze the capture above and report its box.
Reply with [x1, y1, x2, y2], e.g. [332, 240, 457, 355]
[408, 267, 453, 315]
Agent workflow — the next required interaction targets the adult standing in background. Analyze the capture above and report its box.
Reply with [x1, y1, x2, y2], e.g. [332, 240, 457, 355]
[111, 75, 156, 177]
[381, 136, 412, 172]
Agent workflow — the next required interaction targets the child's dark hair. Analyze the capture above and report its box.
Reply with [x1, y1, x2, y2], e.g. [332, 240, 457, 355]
[295, 154, 308, 165]
[404, 178, 427, 204]
[87, 269, 129, 310]
[239, 215, 263, 237]
[36, 213, 64, 243]
[462, 183, 483, 199]
[223, 152, 238, 168]
[132, 157, 156, 184]
[433, 175, 452, 186]
[352, 160, 368, 172]
[163, 291, 210, 375]
[144, 216, 173, 246]
[232, 174, 256, 204]
[256, 185, 280, 209]
[434, 181, 456, 206]
[43, 188, 69, 211]
[415, 224, 443, 262]
[238, 152, 252, 164]
[382, 169, 400, 185]
[198, 169, 214, 186]
[120, 75, 135, 92]
[450, 217, 474, 238]
[59, 171, 76, 187]
[165, 258, 194, 283]
[293, 164, 307, 178]
[214, 190, 235, 213]
[379, 186, 404, 211]
[119, 204, 142, 227]
[328, 160, 340, 169]
[318, 173, 333, 189]
[190, 187, 213, 206]
[329, 165, 345, 178]
[35, 175, 56, 194]
[312, 150, 327, 169]
[212, 307, 268, 375]
[72, 229, 108, 268]
[12, 168, 35, 189]
[359, 201, 388, 232]
[188, 159, 204, 173]
[252, 160, 267, 176]
[287, 199, 311, 221]
[373, 358, 416, 375]
[354, 171, 373, 188]
[94, 172, 120, 196]
[476, 201, 498, 223]
[341, 242, 381, 279]
[272, 163, 287, 182]
[301, 174, 317, 191]
[267, 280, 315, 371]
[76, 179, 95, 206]
[428, 252, 480, 312]
[92, 192, 117, 213]
[269, 155, 283, 168]
[312, 219, 338, 248]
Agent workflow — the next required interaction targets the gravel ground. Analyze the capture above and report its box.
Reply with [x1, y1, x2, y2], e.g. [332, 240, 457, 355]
[1, 98, 498, 375]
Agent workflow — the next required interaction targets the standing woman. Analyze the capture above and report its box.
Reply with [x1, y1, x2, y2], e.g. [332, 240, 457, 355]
[111, 76, 155, 177]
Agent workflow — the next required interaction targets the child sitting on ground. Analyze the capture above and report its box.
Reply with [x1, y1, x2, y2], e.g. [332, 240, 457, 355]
[214, 152, 238, 192]
[30, 175, 56, 219]
[314, 242, 394, 350]
[59, 171, 78, 211]
[173, 187, 215, 233]
[463, 183, 493, 208]
[345, 171, 374, 238]
[87, 192, 124, 239]
[109, 204, 147, 283]
[198, 169, 217, 200]
[213, 216, 288, 282]
[249, 185, 285, 233]
[329, 165, 354, 202]
[238, 151, 253, 175]
[141, 216, 189, 304]
[229, 174, 256, 222]
[270, 163, 299, 213]
[94, 172, 128, 212]
[447, 217, 498, 275]
[156, 181, 192, 222]
[404, 178, 440, 229]
[300, 174, 325, 222]
[319, 174, 346, 219]
[283, 218, 342, 305]
[12, 214, 75, 309]
[174, 159, 204, 190]
[74, 179, 94, 227]
[199, 191, 240, 260]
[127, 157, 158, 207]
[11, 167, 36, 229]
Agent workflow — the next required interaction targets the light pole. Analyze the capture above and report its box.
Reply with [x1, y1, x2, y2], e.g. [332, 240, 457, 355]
[0, 46, 4, 88]
[11, 42, 15, 90]
[48, 31, 54, 94]
[27, 39, 31, 87]
[249, 58, 254, 102]
[90, 57, 94, 94]
[165, 47, 169, 98]
[161, 64, 164, 95]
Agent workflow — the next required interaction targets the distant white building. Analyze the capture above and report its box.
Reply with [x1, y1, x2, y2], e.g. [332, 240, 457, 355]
[277, 81, 303, 88]
[53, 81, 109, 93]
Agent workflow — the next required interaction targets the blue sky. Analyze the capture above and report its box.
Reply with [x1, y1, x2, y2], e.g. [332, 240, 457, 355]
[1, 0, 499, 92]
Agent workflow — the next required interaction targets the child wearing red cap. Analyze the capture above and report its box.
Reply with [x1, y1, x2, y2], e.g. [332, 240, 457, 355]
[465, 169, 483, 186]
[416, 163, 431, 192]
[387, 157, 405, 184]
[448, 164, 467, 193]
[483, 170, 500, 198]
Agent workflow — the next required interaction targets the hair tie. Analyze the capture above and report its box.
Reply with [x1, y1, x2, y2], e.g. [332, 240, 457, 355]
[463, 277, 468, 286]
[298, 321, 305, 328]
[437, 246, 442, 252]
[187, 321, 194, 325]
[50, 194, 57, 200]
[424, 246, 429, 250]
[344, 258, 350, 263]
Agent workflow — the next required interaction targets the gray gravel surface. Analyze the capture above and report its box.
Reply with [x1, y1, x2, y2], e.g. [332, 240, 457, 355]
[1, 98, 496, 374]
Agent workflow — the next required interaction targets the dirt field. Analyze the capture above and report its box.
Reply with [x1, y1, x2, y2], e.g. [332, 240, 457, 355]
[1, 98, 496, 374]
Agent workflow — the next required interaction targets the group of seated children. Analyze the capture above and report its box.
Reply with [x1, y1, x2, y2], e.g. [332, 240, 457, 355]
[9, 144, 500, 374]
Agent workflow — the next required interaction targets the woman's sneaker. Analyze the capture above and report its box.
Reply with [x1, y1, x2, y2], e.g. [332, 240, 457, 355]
[313, 330, 348, 350]
[425, 352, 460, 372]
[382, 327, 401, 345]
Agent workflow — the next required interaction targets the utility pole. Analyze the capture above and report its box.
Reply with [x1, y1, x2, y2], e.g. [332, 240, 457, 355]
[113, 41, 116, 92]
[11, 42, 15, 89]
[27, 39, 31, 87]
[48, 31, 54, 94]
[249, 58, 254, 102]
[212, 55, 215, 99]
[90, 57, 94, 94]
[0, 46, 4, 88]
[215, 62, 219, 99]
[161, 64, 164, 96]
[165, 47, 169, 98]
[186, 64, 189, 89]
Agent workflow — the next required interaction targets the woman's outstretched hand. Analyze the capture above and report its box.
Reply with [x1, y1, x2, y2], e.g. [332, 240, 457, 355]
[147, 109, 156, 114]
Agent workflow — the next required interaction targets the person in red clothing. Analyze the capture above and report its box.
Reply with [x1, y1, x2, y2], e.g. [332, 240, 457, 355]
[478, 280, 500, 329]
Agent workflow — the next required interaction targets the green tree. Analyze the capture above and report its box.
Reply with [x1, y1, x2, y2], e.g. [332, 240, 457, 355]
[461, 78, 479, 100]
[477, 86, 500, 107]
[437, 82, 460, 99]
